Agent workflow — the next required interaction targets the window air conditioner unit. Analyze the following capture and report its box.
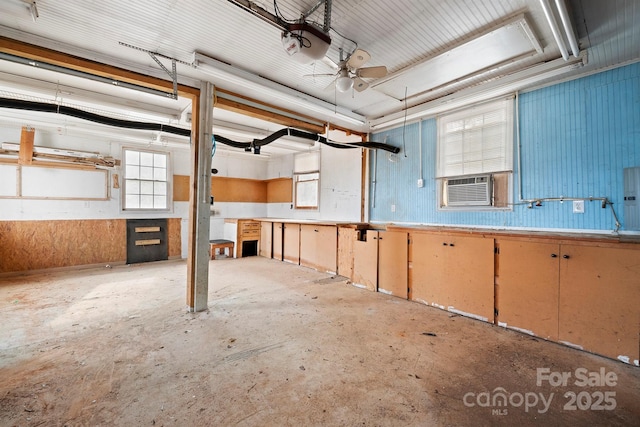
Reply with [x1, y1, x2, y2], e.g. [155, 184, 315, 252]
[447, 175, 492, 206]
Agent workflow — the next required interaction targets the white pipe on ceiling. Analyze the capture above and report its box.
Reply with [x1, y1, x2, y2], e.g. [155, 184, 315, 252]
[554, 0, 581, 57]
[539, 0, 570, 60]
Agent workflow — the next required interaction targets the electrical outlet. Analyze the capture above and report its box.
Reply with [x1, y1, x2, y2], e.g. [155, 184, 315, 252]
[573, 200, 585, 213]
[417, 178, 424, 188]
[391, 204, 396, 212]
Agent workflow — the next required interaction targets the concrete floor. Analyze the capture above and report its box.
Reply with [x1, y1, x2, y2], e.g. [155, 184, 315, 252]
[1, 257, 639, 426]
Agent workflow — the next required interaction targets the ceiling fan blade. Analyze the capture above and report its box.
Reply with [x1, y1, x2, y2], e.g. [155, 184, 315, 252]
[353, 77, 369, 92]
[356, 65, 388, 78]
[346, 48, 371, 69]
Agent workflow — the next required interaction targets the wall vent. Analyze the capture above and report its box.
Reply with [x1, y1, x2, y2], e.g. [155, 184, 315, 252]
[447, 175, 491, 206]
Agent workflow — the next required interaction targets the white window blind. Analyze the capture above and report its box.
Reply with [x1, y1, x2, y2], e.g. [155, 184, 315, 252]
[437, 99, 513, 178]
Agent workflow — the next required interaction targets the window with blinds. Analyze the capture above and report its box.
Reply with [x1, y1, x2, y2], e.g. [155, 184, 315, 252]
[437, 99, 513, 208]
[437, 98, 514, 178]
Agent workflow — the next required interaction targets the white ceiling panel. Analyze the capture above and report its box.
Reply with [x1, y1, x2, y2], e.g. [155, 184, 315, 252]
[0, 0, 637, 140]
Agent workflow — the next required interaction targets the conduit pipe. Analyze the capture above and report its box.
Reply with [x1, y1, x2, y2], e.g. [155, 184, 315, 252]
[554, 0, 581, 57]
[514, 92, 621, 232]
[539, 0, 569, 60]
[0, 97, 400, 153]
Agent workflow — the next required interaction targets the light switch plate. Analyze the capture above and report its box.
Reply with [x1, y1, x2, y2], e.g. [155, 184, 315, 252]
[573, 200, 585, 213]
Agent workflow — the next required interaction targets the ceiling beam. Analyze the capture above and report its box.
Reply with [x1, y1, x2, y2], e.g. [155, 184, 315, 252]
[214, 88, 325, 134]
[0, 35, 199, 98]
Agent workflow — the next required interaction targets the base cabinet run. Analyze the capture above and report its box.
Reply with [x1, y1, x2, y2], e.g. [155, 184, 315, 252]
[498, 239, 640, 364]
[352, 230, 407, 297]
[409, 233, 494, 322]
[299, 224, 337, 273]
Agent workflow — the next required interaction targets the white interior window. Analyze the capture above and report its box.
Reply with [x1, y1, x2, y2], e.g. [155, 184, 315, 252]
[122, 148, 170, 210]
[293, 151, 320, 209]
[437, 98, 514, 208]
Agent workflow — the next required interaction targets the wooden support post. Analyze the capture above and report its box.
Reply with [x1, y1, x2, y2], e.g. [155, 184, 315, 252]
[186, 81, 214, 312]
[19, 126, 35, 165]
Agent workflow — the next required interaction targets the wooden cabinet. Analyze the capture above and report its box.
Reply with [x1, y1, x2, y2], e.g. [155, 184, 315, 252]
[283, 222, 300, 264]
[498, 238, 640, 364]
[259, 221, 272, 258]
[410, 232, 494, 322]
[337, 226, 356, 279]
[299, 224, 337, 273]
[352, 229, 407, 298]
[224, 218, 260, 258]
[498, 240, 560, 340]
[377, 231, 408, 298]
[273, 222, 284, 261]
[352, 230, 378, 292]
[558, 244, 639, 364]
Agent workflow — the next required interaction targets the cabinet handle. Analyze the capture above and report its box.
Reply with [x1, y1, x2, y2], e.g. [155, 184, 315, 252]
[449, 243, 454, 247]
[563, 254, 570, 259]
[443, 242, 448, 246]
[379, 237, 383, 240]
[314, 229, 319, 232]
[550, 253, 558, 258]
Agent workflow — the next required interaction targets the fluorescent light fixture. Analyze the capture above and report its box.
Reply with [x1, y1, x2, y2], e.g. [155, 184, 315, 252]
[539, 0, 569, 60]
[372, 14, 542, 101]
[370, 55, 586, 131]
[554, 0, 580, 58]
[0, 72, 182, 123]
[193, 52, 365, 127]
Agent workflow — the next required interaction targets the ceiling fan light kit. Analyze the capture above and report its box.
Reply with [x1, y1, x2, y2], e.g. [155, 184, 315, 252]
[281, 22, 331, 64]
[336, 70, 353, 92]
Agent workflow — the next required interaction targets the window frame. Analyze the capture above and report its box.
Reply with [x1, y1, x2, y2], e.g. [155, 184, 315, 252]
[293, 151, 320, 210]
[121, 147, 172, 212]
[436, 98, 514, 210]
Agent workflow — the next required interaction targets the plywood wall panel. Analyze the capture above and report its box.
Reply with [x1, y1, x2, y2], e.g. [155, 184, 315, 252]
[167, 218, 181, 257]
[0, 218, 182, 273]
[173, 175, 190, 202]
[0, 219, 126, 273]
[211, 177, 267, 203]
[267, 178, 292, 203]
[175, 175, 291, 204]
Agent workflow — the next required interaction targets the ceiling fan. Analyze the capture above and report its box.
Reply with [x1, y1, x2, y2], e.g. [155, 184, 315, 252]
[309, 48, 388, 93]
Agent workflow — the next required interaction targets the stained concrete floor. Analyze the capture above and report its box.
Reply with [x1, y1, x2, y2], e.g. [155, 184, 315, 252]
[0, 257, 639, 426]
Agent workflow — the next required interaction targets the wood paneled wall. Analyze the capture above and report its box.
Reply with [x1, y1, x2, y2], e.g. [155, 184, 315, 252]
[0, 218, 181, 273]
[173, 175, 292, 203]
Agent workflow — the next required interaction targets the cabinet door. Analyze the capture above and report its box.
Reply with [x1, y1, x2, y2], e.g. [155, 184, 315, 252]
[410, 233, 449, 306]
[498, 240, 560, 340]
[283, 223, 300, 264]
[378, 231, 408, 299]
[353, 230, 378, 292]
[443, 234, 495, 322]
[259, 222, 273, 258]
[410, 233, 494, 322]
[559, 244, 640, 364]
[273, 222, 284, 261]
[337, 227, 356, 280]
[300, 225, 337, 273]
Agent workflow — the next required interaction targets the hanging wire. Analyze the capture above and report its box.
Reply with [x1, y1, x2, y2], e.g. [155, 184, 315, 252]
[402, 87, 408, 156]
